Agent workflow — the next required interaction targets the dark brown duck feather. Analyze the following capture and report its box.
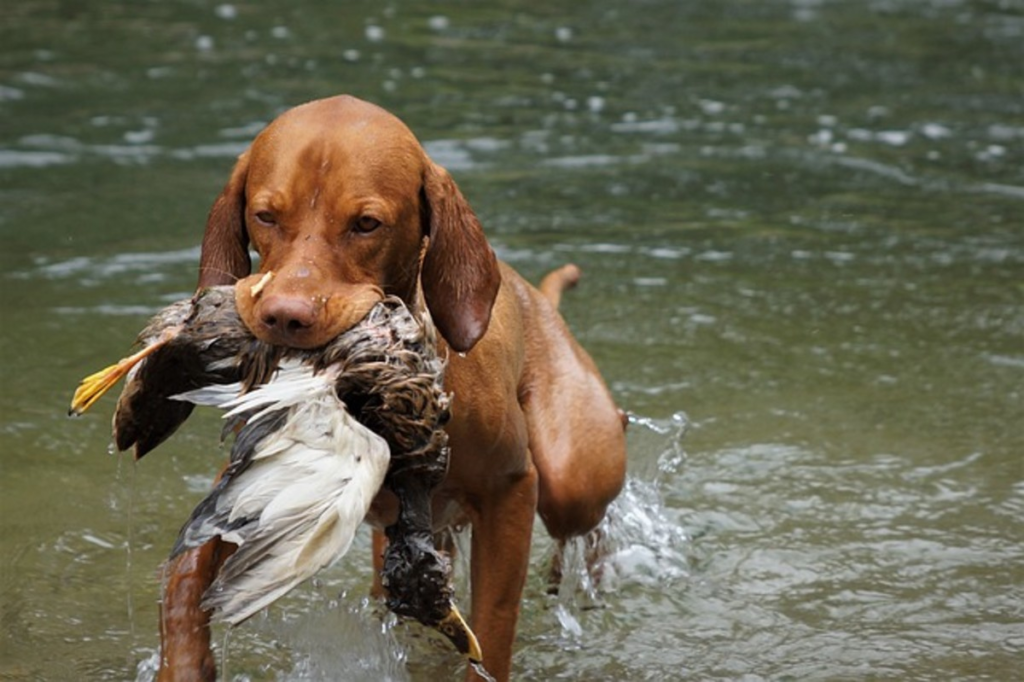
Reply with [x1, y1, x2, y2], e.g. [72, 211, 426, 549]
[97, 286, 281, 458]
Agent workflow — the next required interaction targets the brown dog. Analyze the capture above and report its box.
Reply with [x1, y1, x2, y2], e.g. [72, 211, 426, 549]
[159, 95, 626, 682]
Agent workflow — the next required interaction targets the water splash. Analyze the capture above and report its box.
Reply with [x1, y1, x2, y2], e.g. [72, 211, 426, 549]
[468, 660, 498, 681]
[268, 596, 410, 682]
[546, 411, 692, 641]
[593, 476, 692, 590]
[553, 603, 583, 641]
[220, 628, 232, 681]
[134, 649, 159, 682]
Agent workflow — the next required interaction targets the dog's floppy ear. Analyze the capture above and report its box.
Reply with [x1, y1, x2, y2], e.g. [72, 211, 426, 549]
[198, 151, 251, 289]
[421, 161, 501, 353]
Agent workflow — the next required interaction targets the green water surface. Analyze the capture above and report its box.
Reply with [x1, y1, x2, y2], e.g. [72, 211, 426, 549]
[1, 1, 1021, 680]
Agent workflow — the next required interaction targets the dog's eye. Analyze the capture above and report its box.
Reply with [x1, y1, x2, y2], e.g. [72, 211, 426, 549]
[254, 210, 277, 226]
[355, 216, 382, 234]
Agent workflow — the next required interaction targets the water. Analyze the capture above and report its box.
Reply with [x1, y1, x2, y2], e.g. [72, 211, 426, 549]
[2, 0, 1022, 679]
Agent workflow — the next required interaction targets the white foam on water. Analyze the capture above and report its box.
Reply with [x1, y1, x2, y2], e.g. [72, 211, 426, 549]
[0, 149, 72, 168]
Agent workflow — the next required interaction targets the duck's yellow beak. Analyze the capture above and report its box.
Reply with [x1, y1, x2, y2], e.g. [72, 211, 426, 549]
[435, 604, 483, 664]
[68, 341, 168, 416]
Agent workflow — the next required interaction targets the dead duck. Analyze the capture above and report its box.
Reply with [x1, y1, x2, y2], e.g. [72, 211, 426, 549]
[70, 284, 481, 663]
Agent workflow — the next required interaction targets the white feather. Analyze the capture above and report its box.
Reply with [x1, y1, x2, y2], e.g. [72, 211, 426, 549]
[173, 381, 244, 407]
[173, 359, 391, 625]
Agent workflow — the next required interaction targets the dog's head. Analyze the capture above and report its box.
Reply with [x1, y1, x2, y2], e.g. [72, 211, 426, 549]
[197, 95, 500, 353]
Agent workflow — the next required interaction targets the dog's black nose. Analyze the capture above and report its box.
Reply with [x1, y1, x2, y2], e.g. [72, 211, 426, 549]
[259, 294, 318, 345]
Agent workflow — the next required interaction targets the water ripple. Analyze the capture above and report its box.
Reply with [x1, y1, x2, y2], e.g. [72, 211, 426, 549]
[25, 247, 200, 284]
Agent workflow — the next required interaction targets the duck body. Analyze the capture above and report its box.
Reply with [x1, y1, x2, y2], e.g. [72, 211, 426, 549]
[70, 286, 480, 660]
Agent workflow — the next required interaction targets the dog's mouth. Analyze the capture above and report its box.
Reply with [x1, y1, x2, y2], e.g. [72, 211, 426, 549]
[235, 271, 385, 350]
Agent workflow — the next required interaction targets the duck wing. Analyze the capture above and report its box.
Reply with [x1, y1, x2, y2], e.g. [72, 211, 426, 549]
[171, 361, 391, 625]
[114, 286, 272, 458]
[69, 286, 260, 459]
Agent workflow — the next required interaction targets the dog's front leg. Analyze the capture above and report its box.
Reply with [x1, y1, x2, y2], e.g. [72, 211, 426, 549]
[157, 537, 234, 682]
[467, 463, 538, 682]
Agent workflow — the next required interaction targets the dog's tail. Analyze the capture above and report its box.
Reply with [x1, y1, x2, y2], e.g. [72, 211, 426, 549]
[538, 263, 581, 310]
